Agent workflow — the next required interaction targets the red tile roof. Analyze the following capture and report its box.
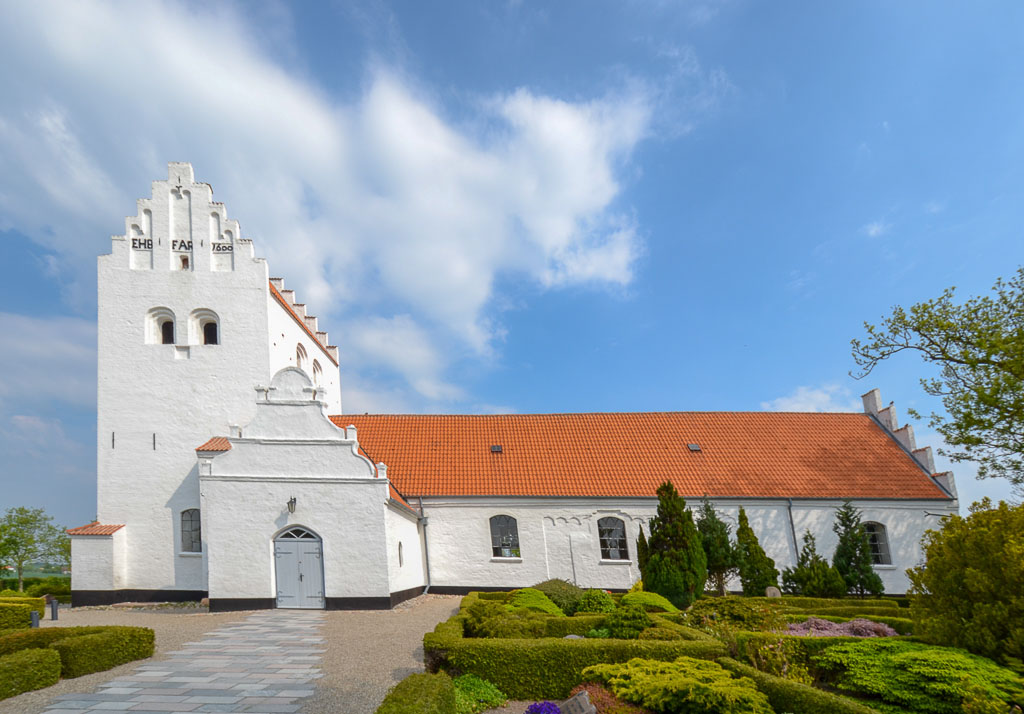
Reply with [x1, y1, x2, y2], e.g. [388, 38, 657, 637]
[196, 437, 232, 452]
[268, 281, 339, 366]
[67, 522, 124, 536]
[389, 484, 416, 513]
[330, 412, 951, 500]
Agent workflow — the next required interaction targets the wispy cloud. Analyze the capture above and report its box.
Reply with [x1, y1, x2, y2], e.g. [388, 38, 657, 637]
[760, 384, 862, 413]
[0, 0, 658, 408]
[862, 220, 891, 238]
[0, 313, 95, 408]
[924, 200, 945, 214]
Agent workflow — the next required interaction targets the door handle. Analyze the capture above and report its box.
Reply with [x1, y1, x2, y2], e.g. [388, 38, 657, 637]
[299, 573, 303, 581]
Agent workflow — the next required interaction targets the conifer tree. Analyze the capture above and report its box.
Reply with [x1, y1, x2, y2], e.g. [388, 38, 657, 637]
[636, 526, 649, 573]
[782, 530, 846, 598]
[696, 496, 737, 596]
[735, 507, 779, 596]
[641, 481, 707, 609]
[832, 501, 884, 597]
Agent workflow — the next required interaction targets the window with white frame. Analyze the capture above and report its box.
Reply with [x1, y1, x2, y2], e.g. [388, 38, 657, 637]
[180, 509, 201, 553]
[598, 517, 629, 560]
[489, 515, 520, 558]
[863, 522, 891, 565]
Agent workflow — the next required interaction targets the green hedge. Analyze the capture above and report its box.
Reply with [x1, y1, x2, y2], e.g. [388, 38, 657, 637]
[620, 591, 680, 613]
[0, 604, 33, 630]
[0, 626, 154, 678]
[733, 631, 870, 674]
[0, 648, 61, 700]
[786, 613, 915, 635]
[424, 614, 728, 698]
[543, 615, 606, 638]
[718, 657, 882, 714]
[0, 597, 45, 617]
[792, 606, 909, 619]
[375, 671, 455, 713]
[749, 597, 900, 611]
[50, 627, 155, 678]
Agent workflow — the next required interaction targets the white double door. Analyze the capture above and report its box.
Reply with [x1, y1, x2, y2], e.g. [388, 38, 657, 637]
[274, 538, 325, 609]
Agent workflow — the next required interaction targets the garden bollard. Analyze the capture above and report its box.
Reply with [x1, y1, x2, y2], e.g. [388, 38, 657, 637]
[30, 610, 39, 628]
[50, 598, 59, 620]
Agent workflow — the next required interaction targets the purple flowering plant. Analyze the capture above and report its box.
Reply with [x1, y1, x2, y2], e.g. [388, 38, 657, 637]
[525, 702, 561, 714]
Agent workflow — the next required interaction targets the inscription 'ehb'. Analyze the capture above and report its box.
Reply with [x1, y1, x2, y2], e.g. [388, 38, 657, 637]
[131, 238, 153, 250]
[130, 239, 232, 252]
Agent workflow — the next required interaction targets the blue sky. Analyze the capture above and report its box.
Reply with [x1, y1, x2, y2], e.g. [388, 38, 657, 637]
[1, 0, 1021, 529]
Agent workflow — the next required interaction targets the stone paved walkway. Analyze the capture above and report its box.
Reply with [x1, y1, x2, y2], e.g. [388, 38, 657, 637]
[41, 611, 325, 714]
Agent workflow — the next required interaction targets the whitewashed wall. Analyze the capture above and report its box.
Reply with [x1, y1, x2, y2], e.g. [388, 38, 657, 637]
[267, 294, 342, 413]
[69, 529, 126, 590]
[421, 497, 956, 594]
[385, 504, 425, 595]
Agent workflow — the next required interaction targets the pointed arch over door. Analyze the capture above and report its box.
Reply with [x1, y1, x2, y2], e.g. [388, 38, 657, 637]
[273, 526, 325, 609]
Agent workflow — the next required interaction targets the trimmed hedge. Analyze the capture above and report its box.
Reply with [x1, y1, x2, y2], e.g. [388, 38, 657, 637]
[375, 672, 457, 713]
[544, 615, 606, 638]
[50, 627, 155, 678]
[424, 614, 728, 698]
[791, 606, 909, 619]
[0, 597, 46, 617]
[0, 648, 61, 700]
[0, 603, 33, 630]
[786, 613, 915, 635]
[749, 597, 899, 611]
[0, 626, 154, 678]
[733, 631, 870, 674]
[718, 657, 882, 714]
[620, 591, 680, 613]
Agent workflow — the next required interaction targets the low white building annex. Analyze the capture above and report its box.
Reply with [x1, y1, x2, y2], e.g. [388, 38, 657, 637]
[69, 164, 959, 610]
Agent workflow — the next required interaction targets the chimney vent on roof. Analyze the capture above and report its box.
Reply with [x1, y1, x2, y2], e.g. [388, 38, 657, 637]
[687, 443, 702, 452]
[491, 445, 503, 453]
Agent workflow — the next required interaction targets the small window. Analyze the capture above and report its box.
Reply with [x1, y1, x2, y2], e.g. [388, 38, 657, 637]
[161, 320, 175, 345]
[180, 255, 190, 270]
[398, 541, 404, 567]
[203, 322, 218, 345]
[490, 515, 520, 558]
[180, 509, 201, 553]
[598, 517, 629, 560]
[312, 359, 322, 386]
[864, 522, 891, 565]
[296, 343, 307, 370]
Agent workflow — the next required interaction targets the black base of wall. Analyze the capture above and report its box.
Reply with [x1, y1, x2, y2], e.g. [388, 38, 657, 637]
[208, 598, 276, 612]
[427, 585, 630, 595]
[389, 585, 425, 607]
[71, 589, 207, 607]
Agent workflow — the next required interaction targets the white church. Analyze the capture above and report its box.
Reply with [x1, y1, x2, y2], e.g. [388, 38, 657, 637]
[69, 164, 959, 610]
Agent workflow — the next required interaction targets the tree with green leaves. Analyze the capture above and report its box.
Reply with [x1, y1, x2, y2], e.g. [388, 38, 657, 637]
[851, 266, 1024, 488]
[782, 530, 847, 598]
[636, 526, 649, 573]
[832, 501, 884, 597]
[908, 498, 1023, 669]
[640, 481, 707, 609]
[0, 507, 65, 591]
[735, 507, 779, 596]
[695, 496, 737, 596]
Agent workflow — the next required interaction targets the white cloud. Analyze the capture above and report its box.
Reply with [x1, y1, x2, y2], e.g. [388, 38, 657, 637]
[924, 200, 945, 214]
[0, 313, 95, 408]
[0, 0, 655, 403]
[761, 384, 862, 413]
[862, 220, 891, 238]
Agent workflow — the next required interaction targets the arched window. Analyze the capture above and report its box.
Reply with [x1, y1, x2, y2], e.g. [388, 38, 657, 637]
[180, 509, 201, 553]
[296, 343, 307, 370]
[312, 359, 322, 386]
[398, 541, 404, 567]
[598, 517, 629, 560]
[489, 515, 520, 558]
[146, 307, 176, 345]
[863, 522, 891, 565]
[189, 309, 220, 346]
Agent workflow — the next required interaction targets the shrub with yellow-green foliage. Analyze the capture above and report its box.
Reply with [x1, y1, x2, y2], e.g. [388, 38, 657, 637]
[575, 589, 616, 614]
[375, 672, 456, 714]
[583, 656, 773, 714]
[908, 499, 1024, 670]
[0, 603, 33, 630]
[717, 657, 882, 714]
[0, 648, 61, 700]
[507, 588, 564, 616]
[621, 591, 679, 613]
[0, 597, 46, 617]
[683, 596, 787, 632]
[0, 626, 154, 679]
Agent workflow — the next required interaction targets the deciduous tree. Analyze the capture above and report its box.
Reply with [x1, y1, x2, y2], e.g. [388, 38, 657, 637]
[0, 507, 64, 591]
[851, 267, 1024, 487]
[640, 482, 707, 609]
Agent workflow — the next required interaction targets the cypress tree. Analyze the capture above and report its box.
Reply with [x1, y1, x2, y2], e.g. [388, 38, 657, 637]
[695, 496, 737, 596]
[782, 530, 846, 598]
[735, 507, 779, 596]
[642, 481, 707, 609]
[636, 525, 650, 573]
[832, 501, 884, 597]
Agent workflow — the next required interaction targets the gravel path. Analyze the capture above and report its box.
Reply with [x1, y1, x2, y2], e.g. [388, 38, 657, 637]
[0, 608, 250, 714]
[300, 594, 459, 714]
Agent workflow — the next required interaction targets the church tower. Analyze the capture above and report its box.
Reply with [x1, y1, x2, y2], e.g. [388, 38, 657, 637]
[74, 163, 341, 603]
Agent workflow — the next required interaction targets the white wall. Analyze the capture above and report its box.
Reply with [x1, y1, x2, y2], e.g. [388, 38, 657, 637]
[268, 296, 342, 414]
[385, 504, 425, 594]
[70, 536, 113, 591]
[421, 497, 956, 594]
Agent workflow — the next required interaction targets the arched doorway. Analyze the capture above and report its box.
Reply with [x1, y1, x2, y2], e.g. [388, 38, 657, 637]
[273, 526, 325, 609]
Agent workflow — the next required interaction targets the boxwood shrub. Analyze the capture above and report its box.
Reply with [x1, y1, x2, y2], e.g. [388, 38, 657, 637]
[718, 657, 882, 714]
[49, 626, 155, 678]
[508, 588, 564, 616]
[749, 597, 899, 611]
[0, 597, 46, 617]
[791, 606, 909, 619]
[375, 672, 456, 714]
[532, 579, 584, 616]
[0, 603, 33, 630]
[0, 648, 61, 700]
[424, 613, 728, 698]
[620, 591, 680, 613]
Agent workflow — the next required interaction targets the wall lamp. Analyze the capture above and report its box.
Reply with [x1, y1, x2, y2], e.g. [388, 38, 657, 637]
[287, 497, 297, 514]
